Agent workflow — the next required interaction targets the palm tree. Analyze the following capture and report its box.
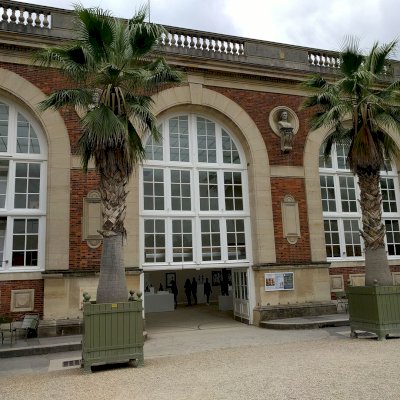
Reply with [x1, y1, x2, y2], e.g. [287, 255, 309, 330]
[34, 5, 181, 303]
[302, 38, 400, 286]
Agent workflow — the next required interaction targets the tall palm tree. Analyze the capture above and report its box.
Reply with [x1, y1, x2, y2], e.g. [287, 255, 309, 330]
[34, 5, 181, 303]
[302, 38, 400, 286]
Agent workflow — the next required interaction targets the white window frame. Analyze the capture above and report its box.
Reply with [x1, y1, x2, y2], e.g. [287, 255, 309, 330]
[140, 113, 251, 270]
[319, 143, 400, 261]
[0, 99, 47, 273]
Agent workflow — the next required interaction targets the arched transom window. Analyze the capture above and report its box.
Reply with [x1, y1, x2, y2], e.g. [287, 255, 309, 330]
[140, 114, 251, 268]
[319, 143, 400, 260]
[0, 100, 47, 272]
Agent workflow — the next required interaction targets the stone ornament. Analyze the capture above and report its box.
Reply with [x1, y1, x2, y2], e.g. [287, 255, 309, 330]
[269, 106, 299, 153]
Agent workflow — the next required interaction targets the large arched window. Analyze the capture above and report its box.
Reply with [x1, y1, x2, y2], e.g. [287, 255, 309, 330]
[140, 114, 251, 268]
[319, 143, 400, 260]
[0, 99, 47, 272]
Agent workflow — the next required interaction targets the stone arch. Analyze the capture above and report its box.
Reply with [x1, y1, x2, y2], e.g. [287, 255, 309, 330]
[0, 68, 70, 270]
[149, 85, 275, 265]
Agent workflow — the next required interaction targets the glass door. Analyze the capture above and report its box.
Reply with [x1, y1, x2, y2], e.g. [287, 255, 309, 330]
[232, 269, 249, 322]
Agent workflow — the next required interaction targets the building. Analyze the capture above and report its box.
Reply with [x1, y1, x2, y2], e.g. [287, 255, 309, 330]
[1, 2, 400, 326]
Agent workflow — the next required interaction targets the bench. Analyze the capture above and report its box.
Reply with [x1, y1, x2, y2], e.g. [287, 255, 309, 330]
[13, 314, 39, 340]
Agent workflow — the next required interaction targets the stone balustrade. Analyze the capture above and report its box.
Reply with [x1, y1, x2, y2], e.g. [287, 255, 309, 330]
[308, 51, 341, 68]
[0, 1, 399, 78]
[161, 26, 245, 57]
[0, 0, 51, 28]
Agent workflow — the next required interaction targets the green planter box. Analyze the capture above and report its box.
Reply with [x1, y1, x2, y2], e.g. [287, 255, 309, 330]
[346, 285, 400, 340]
[82, 300, 144, 373]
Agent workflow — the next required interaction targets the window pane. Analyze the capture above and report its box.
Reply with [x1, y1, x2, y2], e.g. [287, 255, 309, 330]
[12, 218, 39, 267]
[0, 160, 9, 208]
[17, 113, 41, 154]
[0, 103, 9, 152]
[197, 117, 216, 163]
[144, 219, 165, 262]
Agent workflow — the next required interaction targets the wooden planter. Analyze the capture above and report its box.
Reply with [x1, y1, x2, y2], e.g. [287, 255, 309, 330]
[82, 300, 144, 373]
[346, 285, 400, 340]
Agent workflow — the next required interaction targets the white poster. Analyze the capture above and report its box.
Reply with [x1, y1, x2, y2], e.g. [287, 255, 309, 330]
[264, 272, 294, 291]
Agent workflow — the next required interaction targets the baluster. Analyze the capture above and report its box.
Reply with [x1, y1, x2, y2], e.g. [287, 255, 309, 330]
[232, 43, 238, 55]
[195, 36, 201, 49]
[220, 41, 226, 53]
[2, 6, 8, 22]
[214, 39, 220, 52]
[238, 43, 244, 55]
[43, 12, 49, 28]
[318, 53, 324, 66]
[202, 37, 208, 50]
[209, 38, 216, 53]
[177, 34, 182, 47]
[27, 10, 33, 25]
[170, 32, 176, 47]
[189, 36, 195, 48]
[183, 35, 189, 48]
[10, 7, 16, 23]
[34, 12, 41, 27]
[18, 8, 25, 24]
[227, 41, 232, 54]
[166, 33, 172, 46]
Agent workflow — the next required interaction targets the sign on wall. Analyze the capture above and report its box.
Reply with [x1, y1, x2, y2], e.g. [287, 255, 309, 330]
[264, 272, 294, 291]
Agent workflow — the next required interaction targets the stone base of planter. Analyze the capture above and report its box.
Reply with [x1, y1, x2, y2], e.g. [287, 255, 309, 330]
[346, 285, 400, 340]
[82, 301, 144, 373]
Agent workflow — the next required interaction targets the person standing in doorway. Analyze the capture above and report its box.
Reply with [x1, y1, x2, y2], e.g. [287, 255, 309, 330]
[184, 278, 192, 306]
[204, 278, 212, 305]
[191, 277, 198, 305]
[170, 279, 178, 309]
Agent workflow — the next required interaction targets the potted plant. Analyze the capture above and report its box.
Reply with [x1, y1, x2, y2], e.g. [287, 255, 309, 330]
[35, 4, 181, 369]
[302, 38, 400, 339]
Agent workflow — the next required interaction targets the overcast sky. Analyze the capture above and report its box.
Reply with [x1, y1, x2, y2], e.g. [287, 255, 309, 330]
[14, 0, 400, 55]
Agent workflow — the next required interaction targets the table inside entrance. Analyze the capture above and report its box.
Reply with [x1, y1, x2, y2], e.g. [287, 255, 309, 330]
[144, 292, 175, 313]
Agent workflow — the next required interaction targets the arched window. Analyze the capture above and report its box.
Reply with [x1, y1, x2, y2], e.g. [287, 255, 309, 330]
[140, 114, 251, 268]
[0, 99, 47, 272]
[319, 143, 400, 259]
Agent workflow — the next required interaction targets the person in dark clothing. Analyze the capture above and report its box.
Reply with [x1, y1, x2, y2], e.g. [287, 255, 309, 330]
[184, 278, 192, 306]
[170, 279, 178, 309]
[221, 268, 229, 296]
[191, 277, 198, 305]
[204, 278, 212, 305]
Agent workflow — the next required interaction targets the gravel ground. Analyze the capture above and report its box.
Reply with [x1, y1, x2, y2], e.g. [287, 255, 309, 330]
[1, 335, 400, 400]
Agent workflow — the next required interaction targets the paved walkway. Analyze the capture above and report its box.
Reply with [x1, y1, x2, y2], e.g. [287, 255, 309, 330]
[0, 305, 349, 373]
[1, 306, 399, 400]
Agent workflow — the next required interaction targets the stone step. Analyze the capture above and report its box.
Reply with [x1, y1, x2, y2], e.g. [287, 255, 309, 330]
[260, 314, 349, 330]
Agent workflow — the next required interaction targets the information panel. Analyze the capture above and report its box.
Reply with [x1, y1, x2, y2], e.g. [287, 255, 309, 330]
[264, 272, 294, 291]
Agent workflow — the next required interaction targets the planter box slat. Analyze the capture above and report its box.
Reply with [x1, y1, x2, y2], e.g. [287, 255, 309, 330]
[82, 301, 144, 372]
[347, 285, 400, 340]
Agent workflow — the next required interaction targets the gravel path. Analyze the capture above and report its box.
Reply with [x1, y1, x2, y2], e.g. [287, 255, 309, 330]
[1, 335, 400, 400]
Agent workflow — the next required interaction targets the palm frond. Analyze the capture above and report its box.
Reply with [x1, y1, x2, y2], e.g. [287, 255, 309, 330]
[38, 88, 94, 111]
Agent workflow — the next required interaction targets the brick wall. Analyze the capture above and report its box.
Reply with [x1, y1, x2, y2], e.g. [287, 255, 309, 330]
[0, 279, 44, 317]
[70, 170, 102, 270]
[271, 177, 311, 263]
[206, 86, 312, 166]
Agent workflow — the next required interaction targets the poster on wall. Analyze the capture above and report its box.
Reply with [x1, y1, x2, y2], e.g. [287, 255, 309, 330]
[264, 272, 294, 291]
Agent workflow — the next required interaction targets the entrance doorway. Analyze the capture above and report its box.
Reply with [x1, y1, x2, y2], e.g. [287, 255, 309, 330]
[142, 267, 251, 324]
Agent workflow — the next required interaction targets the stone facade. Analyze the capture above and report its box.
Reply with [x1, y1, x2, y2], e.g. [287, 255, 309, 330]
[0, 2, 399, 324]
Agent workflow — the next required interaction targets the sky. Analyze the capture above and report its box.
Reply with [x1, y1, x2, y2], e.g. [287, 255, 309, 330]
[14, 0, 400, 56]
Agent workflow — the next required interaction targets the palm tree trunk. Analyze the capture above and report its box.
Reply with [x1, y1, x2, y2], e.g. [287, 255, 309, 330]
[96, 233, 128, 303]
[358, 170, 393, 285]
[96, 158, 129, 303]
